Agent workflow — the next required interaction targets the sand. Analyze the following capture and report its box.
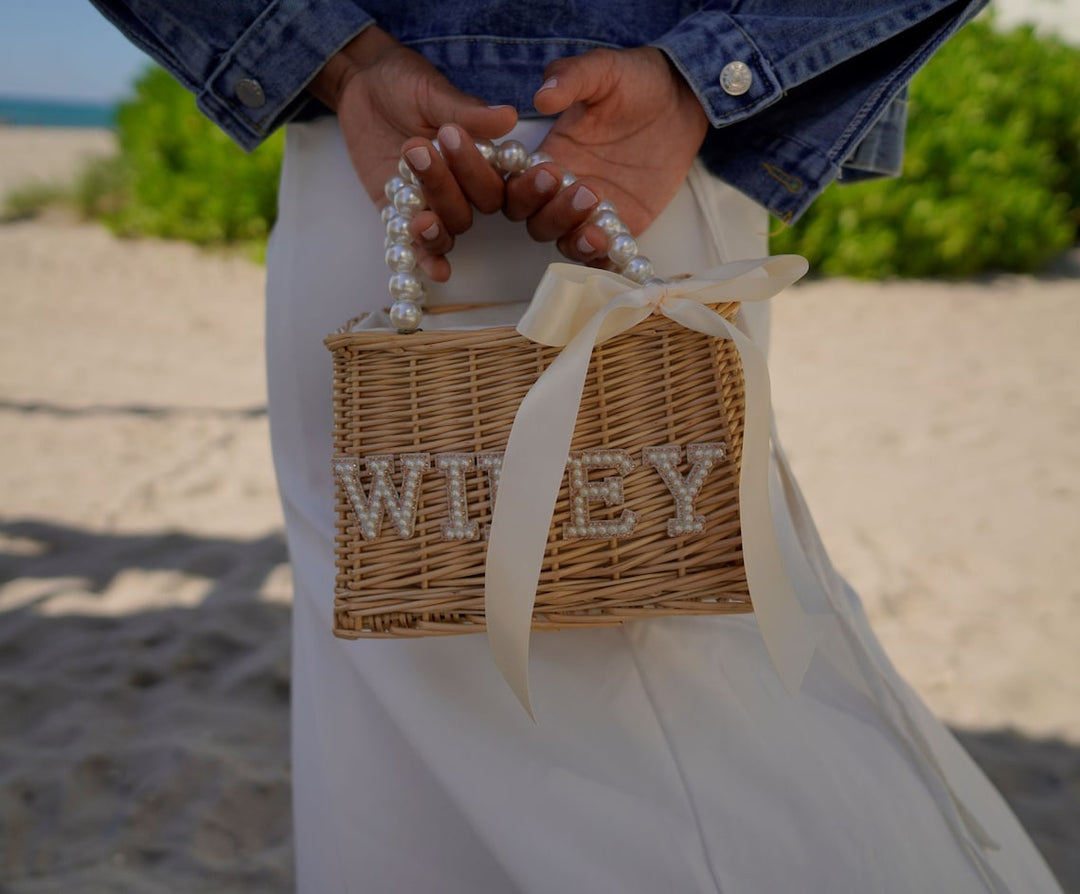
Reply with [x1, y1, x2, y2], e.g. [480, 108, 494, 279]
[0, 127, 116, 202]
[1, 127, 1077, 892]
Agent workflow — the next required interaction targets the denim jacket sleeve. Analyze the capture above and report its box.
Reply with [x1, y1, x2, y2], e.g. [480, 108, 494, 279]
[88, 0, 986, 222]
[87, 0, 373, 150]
[652, 0, 987, 220]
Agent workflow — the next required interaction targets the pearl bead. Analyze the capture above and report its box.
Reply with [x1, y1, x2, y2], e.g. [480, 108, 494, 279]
[560, 172, 577, 188]
[496, 140, 528, 175]
[398, 157, 418, 183]
[623, 255, 655, 284]
[590, 200, 618, 220]
[609, 233, 639, 267]
[643, 277, 667, 287]
[389, 299, 423, 332]
[384, 176, 408, 203]
[393, 184, 424, 217]
[526, 151, 553, 168]
[593, 211, 625, 240]
[385, 214, 412, 244]
[388, 272, 423, 302]
[474, 138, 496, 165]
[385, 243, 417, 274]
[380, 204, 397, 223]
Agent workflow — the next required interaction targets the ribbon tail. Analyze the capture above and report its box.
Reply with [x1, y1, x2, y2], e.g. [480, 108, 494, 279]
[485, 303, 647, 718]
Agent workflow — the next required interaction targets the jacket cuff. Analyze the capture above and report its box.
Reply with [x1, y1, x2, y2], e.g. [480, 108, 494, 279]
[650, 11, 784, 127]
[197, 0, 374, 151]
[838, 90, 908, 182]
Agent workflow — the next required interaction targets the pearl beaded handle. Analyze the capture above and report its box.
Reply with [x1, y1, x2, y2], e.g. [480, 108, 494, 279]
[382, 138, 666, 333]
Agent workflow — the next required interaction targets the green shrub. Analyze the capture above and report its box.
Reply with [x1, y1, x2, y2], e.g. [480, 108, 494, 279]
[72, 154, 129, 220]
[106, 66, 283, 247]
[772, 20, 1080, 277]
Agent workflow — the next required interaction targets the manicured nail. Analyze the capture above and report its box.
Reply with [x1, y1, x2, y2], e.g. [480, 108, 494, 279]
[572, 186, 598, 212]
[421, 222, 440, 241]
[538, 77, 558, 92]
[437, 125, 461, 151]
[534, 169, 557, 193]
[576, 234, 594, 255]
[487, 104, 514, 111]
[405, 146, 431, 172]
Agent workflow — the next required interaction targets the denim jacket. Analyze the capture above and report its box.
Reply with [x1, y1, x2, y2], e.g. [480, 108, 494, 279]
[89, 0, 985, 221]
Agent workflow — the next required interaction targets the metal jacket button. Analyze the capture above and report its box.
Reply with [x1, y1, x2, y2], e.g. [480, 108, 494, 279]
[236, 78, 266, 109]
[719, 61, 753, 96]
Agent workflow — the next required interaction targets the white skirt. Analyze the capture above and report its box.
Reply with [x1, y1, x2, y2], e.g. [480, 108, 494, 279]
[266, 117, 1062, 894]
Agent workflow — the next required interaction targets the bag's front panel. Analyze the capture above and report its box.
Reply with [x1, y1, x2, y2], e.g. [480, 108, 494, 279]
[329, 312, 750, 638]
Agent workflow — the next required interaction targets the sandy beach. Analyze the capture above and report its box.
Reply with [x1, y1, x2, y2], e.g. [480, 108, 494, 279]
[1, 126, 1077, 892]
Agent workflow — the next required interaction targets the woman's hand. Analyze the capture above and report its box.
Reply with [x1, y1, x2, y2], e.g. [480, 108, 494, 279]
[309, 26, 518, 280]
[503, 47, 708, 265]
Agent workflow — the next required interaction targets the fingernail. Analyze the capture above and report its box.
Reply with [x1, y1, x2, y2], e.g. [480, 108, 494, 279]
[405, 146, 431, 172]
[534, 169, 557, 193]
[572, 186, 598, 212]
[538, 77, 558, 92]
[487, 104, 514, 111]
[438, 125, 461, 151]
[576, 234, 594, 255]
[421, 222, 440, 241]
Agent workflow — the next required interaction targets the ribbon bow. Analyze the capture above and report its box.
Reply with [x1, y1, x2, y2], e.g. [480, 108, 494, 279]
[483, 255, 827, 718]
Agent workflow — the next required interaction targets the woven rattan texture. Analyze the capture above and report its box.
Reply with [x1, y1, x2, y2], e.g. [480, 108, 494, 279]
[326, 304, 751, 637]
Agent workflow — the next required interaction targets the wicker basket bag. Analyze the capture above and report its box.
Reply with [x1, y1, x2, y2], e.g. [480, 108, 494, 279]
[325, 141, 807, 649]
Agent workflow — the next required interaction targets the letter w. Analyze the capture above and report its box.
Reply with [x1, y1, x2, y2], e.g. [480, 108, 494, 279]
[333, 453, 431, 540]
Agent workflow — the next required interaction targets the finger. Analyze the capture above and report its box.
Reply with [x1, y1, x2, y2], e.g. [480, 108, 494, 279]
[414, 244, 451, 283]
[408, 228, 451, 285]
[407, 210, 453, 281]
[556, 223, 610, 265]
[408, 210, 454, 257]
[425, 85, 519, 141]
[525, 181, 602, 243]
[436, 124, 506, 215]
[533, 49, 617, 115]
[504, 163, 562, 222]
[401, 136, 473, 235]
[454, 103, 519, 141]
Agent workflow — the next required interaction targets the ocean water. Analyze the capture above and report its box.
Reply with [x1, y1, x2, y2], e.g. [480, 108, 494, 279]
[0, 96, 115, 129]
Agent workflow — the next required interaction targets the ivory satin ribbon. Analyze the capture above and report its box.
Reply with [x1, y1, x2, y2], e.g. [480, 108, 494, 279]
[482, 255, 823, 719]
[480, 254, 1003, 872]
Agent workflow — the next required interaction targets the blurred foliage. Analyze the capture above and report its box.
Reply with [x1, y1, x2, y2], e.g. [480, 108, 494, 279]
[1, 181, 70, 221]
[94, 66, 283, 250]
[72, 155, 129, 220]
[772, 20, 1080, 277]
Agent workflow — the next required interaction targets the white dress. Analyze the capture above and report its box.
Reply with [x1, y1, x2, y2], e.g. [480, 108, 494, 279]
[265, 117, 1063, 894]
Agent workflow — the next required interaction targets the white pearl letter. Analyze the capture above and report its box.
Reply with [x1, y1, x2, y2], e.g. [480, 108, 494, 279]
[643, 443, 726, 537]
[333, 453, 431, 540]
[563, 450, 638, 540]
[436, 453, 479, 541]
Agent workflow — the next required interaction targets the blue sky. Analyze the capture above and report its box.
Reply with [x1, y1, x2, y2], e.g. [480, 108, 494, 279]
[1, 0, 151, 102]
